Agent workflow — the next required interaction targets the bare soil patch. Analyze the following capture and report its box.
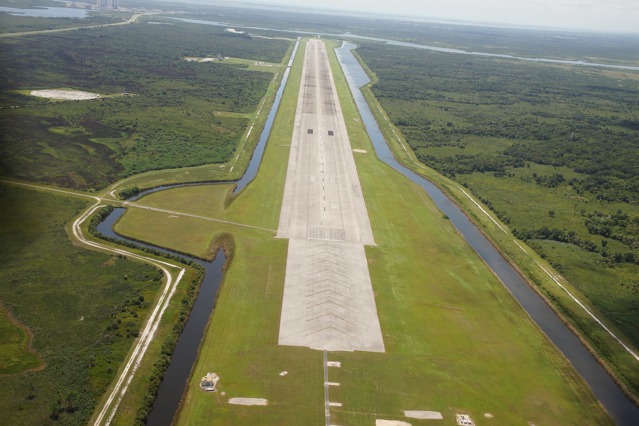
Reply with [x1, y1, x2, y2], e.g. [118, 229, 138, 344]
[404, 410, 443, 419]
[228, 397, 268, 406]
[30, 89, 99, 100]
[376, 420, 411, 426]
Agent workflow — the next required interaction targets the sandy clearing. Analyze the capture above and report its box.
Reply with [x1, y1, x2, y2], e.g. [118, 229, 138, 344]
[352, 148, 368, 153]
[404, 410, 443, 419]
[228, 397, 268, 406]
[184, 57, 212, 62]
[31, 89, 99, 100]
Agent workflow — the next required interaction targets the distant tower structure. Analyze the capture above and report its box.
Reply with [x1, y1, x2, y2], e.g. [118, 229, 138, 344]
[96, 0, 117, 9]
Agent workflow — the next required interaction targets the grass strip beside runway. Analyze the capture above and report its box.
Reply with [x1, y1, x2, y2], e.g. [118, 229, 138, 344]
[115, 39, 612, 425]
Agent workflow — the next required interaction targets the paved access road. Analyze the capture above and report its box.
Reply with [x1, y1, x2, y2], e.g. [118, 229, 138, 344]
[0, 13, 151, 38]
[277, 39, 384, 352]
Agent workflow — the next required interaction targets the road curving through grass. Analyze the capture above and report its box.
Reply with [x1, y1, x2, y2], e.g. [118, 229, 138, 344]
[152, 37, 614, 425]
[67, 201, 185, 426]
[0, 181, 189, 426]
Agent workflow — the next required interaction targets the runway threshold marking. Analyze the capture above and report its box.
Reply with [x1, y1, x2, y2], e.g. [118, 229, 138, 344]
[276, 40, 384, 353]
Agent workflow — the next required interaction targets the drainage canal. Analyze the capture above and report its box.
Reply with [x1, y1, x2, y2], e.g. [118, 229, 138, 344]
[96, 38, 299, 426]
[336, 41, 639, 425]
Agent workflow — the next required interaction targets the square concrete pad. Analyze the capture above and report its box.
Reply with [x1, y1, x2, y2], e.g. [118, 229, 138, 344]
[279, 239, 384, 352]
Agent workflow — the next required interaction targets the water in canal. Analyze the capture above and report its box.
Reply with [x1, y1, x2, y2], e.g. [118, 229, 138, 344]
[335, 40, 639, 425]
[97, 39, 299, 425]
[98, 35, 638, 424]
[97, 210, 226, 425]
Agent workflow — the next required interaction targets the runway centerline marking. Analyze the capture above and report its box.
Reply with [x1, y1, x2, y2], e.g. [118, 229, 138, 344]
[277, 39, 384, 353]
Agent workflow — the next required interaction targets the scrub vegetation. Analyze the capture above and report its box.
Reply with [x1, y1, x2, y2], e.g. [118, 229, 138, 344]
[0, 1, 635, 423]
[0, 184, 163, 425]
[0, 20, 288, 189]
[0, 8, 291, 424]
[110, 38, 610, 425]
[0, 306, 43, 375]
[356, 41, 639, 397]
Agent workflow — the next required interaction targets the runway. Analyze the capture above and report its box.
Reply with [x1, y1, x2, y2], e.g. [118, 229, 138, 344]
[277, 39, 384, 352]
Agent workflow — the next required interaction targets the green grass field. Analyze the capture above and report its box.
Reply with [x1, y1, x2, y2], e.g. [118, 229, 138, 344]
[0, 307, 43, 375]
[0, 5, 635, 423]
[0, 183, 170, 425]
[0, 21, 290, 190]
[352, 46, 639, 399]
[110, 38, 611, 425]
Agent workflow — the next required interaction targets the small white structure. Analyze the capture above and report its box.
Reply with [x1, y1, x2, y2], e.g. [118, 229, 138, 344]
[456, 414, 474, 425]
[200, 372, 219, 391]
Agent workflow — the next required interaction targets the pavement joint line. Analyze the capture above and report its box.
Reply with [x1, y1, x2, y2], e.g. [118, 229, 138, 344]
[306, 313, 356, 326]
[279, 40, 385, 352]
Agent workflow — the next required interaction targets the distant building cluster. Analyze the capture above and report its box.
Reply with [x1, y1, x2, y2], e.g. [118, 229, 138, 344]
[96, 0, 118, 9]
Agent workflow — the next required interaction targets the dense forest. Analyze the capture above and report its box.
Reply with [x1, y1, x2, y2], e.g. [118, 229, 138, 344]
[0, 21, 289, 189]
[358, 42, 639, 353]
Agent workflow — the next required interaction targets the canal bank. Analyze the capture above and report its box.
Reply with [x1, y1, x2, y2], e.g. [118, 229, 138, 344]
[146, 37, 616, 425]
[93, 38, 300, 425]
[97, 209, 226, 425]
[335, 41, 639, 425]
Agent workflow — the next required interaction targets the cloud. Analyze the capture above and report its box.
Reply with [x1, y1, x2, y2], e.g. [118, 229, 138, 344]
[520, 0, 637, 8]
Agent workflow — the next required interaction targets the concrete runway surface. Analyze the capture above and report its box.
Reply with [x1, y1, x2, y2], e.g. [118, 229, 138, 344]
[277, 39, 384, 352]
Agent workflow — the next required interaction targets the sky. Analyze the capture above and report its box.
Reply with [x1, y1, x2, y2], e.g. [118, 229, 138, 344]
[229, 0, 639, 33]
